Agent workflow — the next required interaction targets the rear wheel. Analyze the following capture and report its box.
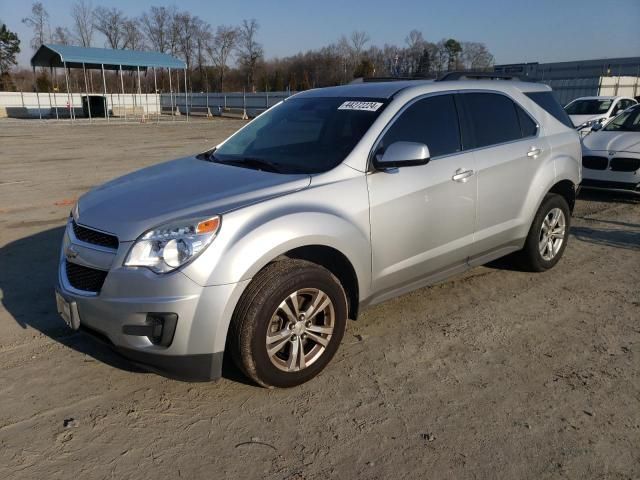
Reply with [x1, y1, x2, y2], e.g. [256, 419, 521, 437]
[517, 193, 570, 272]
[229, 259, 348, 388]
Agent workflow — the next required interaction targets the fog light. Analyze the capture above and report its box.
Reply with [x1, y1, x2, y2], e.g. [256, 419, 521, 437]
[122, 313, 178, 347]
[147, 313, 178, 346]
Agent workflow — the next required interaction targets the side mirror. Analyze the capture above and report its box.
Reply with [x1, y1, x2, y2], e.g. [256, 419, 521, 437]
[591, 123, 603, 132]
[373, 141, 431, 169]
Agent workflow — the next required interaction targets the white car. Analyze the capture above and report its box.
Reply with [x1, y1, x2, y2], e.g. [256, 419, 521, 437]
[565, 96, 637, 134]
[581, 104, 640, 193]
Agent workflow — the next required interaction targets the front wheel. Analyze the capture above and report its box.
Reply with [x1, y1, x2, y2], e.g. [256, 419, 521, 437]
[517, 193, 571, 272]
[229, 259, 348, 388]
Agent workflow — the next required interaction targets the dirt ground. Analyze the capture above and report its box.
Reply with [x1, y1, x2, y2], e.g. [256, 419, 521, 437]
[0, 119, 638, 480]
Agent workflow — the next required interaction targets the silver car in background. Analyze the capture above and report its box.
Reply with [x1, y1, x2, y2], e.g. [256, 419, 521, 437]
[56, 77, 581, 387]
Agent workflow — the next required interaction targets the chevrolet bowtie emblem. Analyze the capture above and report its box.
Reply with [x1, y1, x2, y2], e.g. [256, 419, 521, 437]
[66, 245, 79, 259]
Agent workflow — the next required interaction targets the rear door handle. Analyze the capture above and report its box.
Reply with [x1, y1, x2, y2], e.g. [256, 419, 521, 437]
[452, 168, 474, 183]
[527, 147, 542, 158]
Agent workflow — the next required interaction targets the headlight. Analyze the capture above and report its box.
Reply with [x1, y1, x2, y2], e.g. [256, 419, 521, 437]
[71, 201, 80, 221]
[576, 118, 603, 130]
[124, 216, 221, 273]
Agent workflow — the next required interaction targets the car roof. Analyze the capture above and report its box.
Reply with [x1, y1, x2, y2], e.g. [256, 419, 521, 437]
[293, 80, 431, 99]
[293, 79, 549, 100]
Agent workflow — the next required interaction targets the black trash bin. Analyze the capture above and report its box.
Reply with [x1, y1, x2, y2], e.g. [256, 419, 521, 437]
[81, 95, 107, 118]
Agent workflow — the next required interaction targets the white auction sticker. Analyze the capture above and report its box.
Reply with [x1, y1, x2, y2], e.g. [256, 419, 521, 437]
[338, 101, 383, 112]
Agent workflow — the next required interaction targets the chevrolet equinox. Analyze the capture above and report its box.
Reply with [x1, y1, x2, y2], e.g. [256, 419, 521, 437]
[56, 77, 581, 387]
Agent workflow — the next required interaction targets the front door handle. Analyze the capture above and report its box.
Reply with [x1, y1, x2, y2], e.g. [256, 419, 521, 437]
[527, 147, 542, 158]
[452, 168, 474, 183]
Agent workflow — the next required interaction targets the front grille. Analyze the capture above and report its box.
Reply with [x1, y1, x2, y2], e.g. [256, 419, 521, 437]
[65, 261, 108, 293]
[609, 157, 640, 172]
[582, 155, 608, 170]
[72, 220, 119, 250]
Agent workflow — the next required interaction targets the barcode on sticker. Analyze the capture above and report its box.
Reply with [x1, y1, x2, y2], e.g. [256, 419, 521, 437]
[338, 101, 383, 112]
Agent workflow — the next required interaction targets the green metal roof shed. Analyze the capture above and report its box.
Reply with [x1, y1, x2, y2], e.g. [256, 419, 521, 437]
[29, 44, 188, 123]
[31, 44, 186, 70]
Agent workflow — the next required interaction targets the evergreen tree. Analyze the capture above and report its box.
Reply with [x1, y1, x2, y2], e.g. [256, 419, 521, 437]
[0, 23, 21, 91]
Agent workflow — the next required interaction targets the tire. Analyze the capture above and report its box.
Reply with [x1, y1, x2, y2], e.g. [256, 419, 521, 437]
[229, 259, 348, 388]
[516, 193, 571, 272]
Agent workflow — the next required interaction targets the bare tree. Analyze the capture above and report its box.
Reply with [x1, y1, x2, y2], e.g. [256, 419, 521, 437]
[22, 2, 49, 50]
[71, 0, 94, 47]
[122, 18, 144, 50]
[433, 39, 450, 75]
[461, 42, 494, 70]
[404, 30, 424, 75]
[174, 12, 198, 70]
[52, 26, 72, 45]
[349, 30, 370, 62]
[93, 6, 126, 49]
[237, 19, 263, 91]
[207, 25, 239, 91]
[193, 19, 212, 90]
[140, 5, 175, 53]
[336, 35, 352, 82]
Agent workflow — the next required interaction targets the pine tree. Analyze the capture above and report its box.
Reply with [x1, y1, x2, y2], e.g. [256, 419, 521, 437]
[0, 23, 21, 91]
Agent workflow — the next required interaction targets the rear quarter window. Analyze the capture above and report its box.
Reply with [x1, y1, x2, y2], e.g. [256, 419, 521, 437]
[515, 104, 538, 138]
[525, 91, 574, 129]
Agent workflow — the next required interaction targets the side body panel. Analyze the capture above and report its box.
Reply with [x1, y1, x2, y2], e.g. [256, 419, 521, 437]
[366, 151, 476, 302]
[469, 136, 551, 259]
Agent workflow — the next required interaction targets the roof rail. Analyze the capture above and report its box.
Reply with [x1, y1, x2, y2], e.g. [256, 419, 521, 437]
[350, 76, 433, 84]
[436, 71, 520, 81]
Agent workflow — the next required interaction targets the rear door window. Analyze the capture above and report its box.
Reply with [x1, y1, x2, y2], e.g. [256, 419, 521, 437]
[461, 93, 522, 148]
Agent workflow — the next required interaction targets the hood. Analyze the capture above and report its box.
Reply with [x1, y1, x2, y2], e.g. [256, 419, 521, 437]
[76, 156, 311, 241]
[582, 131, 640, 154]
[570, 114, 606, 128]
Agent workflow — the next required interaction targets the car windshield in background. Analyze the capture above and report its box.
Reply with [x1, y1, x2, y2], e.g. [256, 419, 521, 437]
[211, 97, 387, 174]
[565, 99, 612, 115]
[603, 106, 640, 132]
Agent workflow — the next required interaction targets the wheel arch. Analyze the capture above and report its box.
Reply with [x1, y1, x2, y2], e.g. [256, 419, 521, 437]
[548, 179, 577, 213]
[280, 245, 360, 320]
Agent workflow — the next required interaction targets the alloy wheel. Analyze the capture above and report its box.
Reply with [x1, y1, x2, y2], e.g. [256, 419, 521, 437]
[265, 288, 335, 372]
[538, 207, 566, 261]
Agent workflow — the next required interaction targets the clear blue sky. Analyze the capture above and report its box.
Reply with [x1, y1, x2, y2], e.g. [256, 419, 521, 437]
[2, 0, 639, 67]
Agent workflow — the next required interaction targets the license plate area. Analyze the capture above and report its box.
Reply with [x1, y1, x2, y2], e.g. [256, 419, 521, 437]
[56, 290, 80, 330]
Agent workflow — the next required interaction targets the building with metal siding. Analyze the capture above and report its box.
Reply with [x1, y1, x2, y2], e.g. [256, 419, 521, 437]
[494, 57, 640, 105]
[494, 57, 640, 81]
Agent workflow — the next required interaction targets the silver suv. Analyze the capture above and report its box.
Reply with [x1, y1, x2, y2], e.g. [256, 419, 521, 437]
[56, 78, 581, 387]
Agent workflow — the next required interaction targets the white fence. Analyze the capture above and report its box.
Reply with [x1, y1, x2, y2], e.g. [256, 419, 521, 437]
[0, 90, 293, 120]
[165, 91, 292, 117]
[3, 77, 638, 120]
[0, 91, 161, 118]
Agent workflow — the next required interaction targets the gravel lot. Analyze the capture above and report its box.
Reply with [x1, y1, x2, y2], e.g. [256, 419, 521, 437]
[1, 119, 638, 479]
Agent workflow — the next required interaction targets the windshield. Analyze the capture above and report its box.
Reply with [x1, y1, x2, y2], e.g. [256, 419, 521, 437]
[565, 99, 612, 115]
[212, 97, 387, 174]
[603, 106, 640, 132]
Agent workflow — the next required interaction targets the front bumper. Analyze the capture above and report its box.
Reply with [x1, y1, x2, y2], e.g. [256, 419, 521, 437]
[581, 150, 640, 193]
[56, 221, 249, 381]
[580, 179, 640, 193]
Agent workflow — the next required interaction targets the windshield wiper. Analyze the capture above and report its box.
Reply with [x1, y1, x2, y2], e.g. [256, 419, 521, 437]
[209, 154, 283, 173]
[211, 155, 281, 173]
